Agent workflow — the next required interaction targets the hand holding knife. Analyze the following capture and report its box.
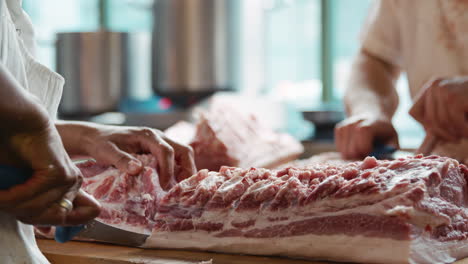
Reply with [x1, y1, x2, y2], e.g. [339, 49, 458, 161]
[0, 160, 149, 247]
[370, 133, 439, 160]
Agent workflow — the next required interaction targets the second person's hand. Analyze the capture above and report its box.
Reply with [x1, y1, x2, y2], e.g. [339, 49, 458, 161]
[409, 77, 468, 142]
[57, 122, 197, 190]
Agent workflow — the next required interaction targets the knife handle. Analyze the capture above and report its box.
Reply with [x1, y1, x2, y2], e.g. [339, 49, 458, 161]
[369, 141, 397, 159]
[0, 164, 85, 243]
[55, 225, 85, 243]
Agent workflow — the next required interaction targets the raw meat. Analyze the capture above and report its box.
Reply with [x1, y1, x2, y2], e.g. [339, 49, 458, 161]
[145, 155, 468, 264]
[78, 155, 163, 234]
[37, 154, 468, 264]
[190, 105, 303, 171]
[165, 103, 304, 171]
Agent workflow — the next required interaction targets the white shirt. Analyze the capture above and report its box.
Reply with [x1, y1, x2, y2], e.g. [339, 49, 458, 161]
[0, 0, 64, 263]
[361, 0, 468, 164]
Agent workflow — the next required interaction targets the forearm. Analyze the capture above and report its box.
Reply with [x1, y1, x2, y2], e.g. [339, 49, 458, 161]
[0, 64, 51, 136]
[0, 64, 56, 166]
[345, 49, 400, 119]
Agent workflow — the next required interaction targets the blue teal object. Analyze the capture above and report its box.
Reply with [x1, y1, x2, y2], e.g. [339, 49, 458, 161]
[369, 141, 397, 159]
[119, 96, 174, 113]
[0, 165, 32, 189]
[0, 164, 84, 243]
[55, 225, 85, 243]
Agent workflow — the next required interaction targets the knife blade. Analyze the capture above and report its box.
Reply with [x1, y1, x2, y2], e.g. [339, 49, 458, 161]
[55, 220, 149, 247]
[0, 161, 149, 247]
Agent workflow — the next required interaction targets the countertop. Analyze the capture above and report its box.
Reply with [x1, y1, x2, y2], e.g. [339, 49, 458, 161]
[37, 239, 468, 264]
[38, 239, 331, 264]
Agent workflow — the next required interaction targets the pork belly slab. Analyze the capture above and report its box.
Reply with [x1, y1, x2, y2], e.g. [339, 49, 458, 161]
[76, 155, 468, 264]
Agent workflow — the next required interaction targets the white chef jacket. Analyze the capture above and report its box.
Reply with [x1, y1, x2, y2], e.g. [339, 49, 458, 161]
[361, 0, 468, 164]
[0, 0, 64, 263]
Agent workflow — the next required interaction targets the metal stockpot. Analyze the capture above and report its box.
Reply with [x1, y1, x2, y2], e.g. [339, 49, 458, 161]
[152, 0, 234, 98]
[56, 31, 127, 117]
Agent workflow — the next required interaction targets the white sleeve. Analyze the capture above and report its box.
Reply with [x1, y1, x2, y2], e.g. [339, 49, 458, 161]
[4, 0, 37, 57]
[360, 0, 402, 67]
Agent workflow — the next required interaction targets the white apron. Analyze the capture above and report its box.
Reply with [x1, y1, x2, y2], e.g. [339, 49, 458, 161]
[0, 0, 64, 263]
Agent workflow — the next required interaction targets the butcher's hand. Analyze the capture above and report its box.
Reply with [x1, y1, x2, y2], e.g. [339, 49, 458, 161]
[409, 77, 468, 142]
[57, 122, 196, 189]
[0, 67, 100, 226]
[335, 114, 399, 160]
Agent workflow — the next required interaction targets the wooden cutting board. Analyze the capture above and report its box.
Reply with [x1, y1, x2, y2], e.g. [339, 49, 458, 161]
[37, 239, 468, 264]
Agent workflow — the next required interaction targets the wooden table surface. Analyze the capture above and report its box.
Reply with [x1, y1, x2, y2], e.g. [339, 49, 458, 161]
[37, 239, 468, 264]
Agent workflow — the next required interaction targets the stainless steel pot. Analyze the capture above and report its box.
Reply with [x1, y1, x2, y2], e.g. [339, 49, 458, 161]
[56, 31, 127, 117]
[152, 0, 234, 98]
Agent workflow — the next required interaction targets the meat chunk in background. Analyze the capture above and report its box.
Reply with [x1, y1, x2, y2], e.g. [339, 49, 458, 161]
[164, 121, 196, 146]
[190, 105, 304, 171]
[146, 155, 468, 264]
[165, 103, 304, 171]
